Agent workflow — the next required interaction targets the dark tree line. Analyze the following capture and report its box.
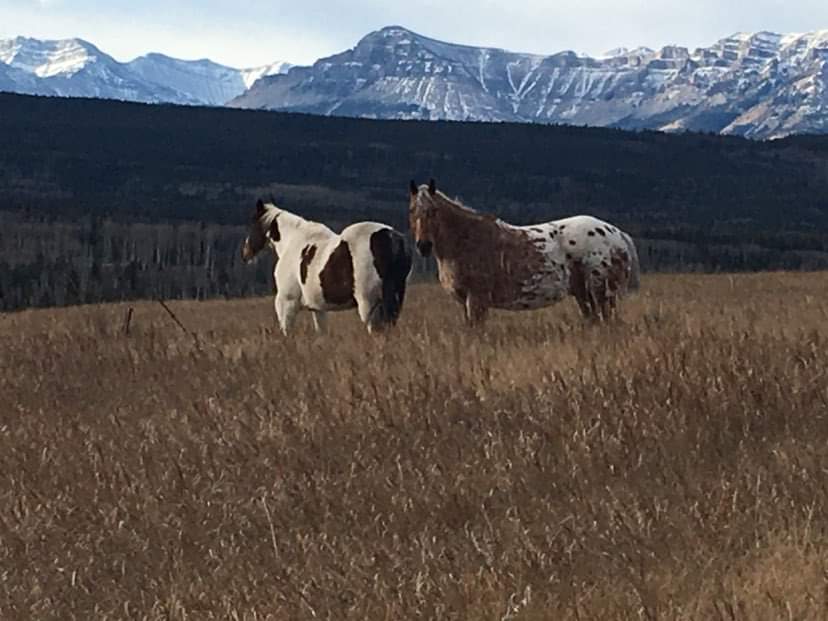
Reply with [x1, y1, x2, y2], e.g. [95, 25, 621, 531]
[1, 92, 827, 310]
[0, 215, 274, 309]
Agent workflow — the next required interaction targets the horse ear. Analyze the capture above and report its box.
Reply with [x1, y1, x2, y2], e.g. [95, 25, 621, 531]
[256, 199, 265, 215]
[409, 180, 418, 197]
[428, 178, 436, 195]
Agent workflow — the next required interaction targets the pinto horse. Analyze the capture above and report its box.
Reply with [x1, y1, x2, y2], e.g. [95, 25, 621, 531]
[408, 179, 640, 324]
[242, 199, 413, 334]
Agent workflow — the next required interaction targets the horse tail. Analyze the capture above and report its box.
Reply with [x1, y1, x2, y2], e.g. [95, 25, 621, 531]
[622, 231, 641, 293]
[371, 228, 413, 326]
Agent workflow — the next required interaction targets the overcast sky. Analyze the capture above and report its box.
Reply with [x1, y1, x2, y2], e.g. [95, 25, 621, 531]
[1, 0, 827, 68]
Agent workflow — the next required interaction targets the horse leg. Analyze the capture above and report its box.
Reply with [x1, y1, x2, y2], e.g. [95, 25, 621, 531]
[594, 281, 612, 322]
[585, 271, 613, 323]
[602, 290, 619, 322]
[356, 291, 387, 335]
[311, 311, 327, 334]
[587, 293, 600, 322]
[569, 261, 594, 320]
[574, 293, 592, 319]
[571, 285, 593, 320]
[464, 295, 489, 326]
[600, 296, 613, 321]
[275, 294, 300, 336]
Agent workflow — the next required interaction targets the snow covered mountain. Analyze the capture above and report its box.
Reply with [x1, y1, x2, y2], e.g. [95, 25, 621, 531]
[0, 36, 290, 106]
[125, 54, 292, 106]
[229, 26, 828, 139]
[3, 29, 826, 139]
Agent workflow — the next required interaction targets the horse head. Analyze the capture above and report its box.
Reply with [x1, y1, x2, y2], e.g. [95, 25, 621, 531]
[242, 198, 278, 263]
[408, 178, 438, 257]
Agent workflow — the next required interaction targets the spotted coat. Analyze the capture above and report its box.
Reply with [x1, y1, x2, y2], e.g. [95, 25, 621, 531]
[409, 182, 640, 323]
[242, 201, 413, 335]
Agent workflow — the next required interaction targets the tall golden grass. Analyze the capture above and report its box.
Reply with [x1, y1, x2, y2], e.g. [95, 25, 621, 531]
[2, 273, 828, 620]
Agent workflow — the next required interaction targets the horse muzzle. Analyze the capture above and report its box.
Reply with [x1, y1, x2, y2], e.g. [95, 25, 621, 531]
[241, 242, 254, 263]
[416, 240, 433, 257]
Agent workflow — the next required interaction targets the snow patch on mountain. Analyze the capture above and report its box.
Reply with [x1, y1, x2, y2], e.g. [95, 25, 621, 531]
[0, 36, 290, 106]
[230, 25, 828, 139]
[0, 36, 101, 78]
[241, 62, 293, 89]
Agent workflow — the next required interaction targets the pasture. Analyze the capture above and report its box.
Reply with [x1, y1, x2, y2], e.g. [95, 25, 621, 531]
[2, 272, 828, 620]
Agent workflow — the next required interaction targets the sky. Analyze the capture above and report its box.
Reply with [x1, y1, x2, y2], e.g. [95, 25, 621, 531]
[1, 0, 827, 68]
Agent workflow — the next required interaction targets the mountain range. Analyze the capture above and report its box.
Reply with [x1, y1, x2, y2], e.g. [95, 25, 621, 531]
[231, 26, 828, 139]
[0, 36, 291, 106]
[3, 27, 828, 138]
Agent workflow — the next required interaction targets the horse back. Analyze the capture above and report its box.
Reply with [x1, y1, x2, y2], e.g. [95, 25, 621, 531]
[285, 232, 356, 311]
[341, 222, 413, 289]
[433, 220, 569, 310]
[294, 222, 412, 315]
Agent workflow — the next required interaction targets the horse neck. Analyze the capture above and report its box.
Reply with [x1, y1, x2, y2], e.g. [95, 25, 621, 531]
[432, 200, 499, 261]
[264, 209, 332, 255]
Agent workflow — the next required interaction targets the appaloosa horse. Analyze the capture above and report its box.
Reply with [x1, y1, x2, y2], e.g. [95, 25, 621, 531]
[242, 199, 412, 334]
[408, 179, 640, 324]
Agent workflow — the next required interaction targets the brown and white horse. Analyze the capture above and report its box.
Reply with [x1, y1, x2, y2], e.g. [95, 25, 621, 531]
[408, 179, 640, 324]
[242, 199, 412, 334]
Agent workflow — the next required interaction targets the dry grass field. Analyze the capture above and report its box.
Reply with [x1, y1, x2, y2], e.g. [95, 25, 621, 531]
[2, 273, 828, 620]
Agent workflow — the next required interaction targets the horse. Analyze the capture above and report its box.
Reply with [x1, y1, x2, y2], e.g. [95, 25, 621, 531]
[408, 179, 640, 324]
[242, 199, 413, 335]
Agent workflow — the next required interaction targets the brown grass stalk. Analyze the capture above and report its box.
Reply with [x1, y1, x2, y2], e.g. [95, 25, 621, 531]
[1, 273, 828, 619]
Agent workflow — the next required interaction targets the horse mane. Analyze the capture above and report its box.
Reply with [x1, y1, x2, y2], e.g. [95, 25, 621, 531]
[258, 200, 332, 236]
[258, 200, 300, 225]
[430, 190, 499, 224]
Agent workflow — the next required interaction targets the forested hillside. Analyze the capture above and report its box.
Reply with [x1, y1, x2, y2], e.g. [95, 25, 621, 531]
[2, 92, 828, 310]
